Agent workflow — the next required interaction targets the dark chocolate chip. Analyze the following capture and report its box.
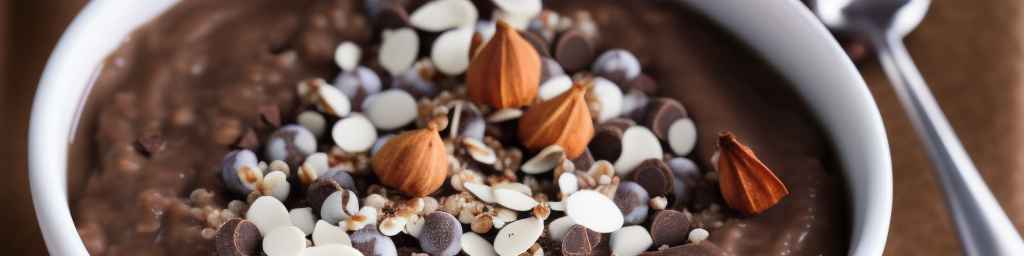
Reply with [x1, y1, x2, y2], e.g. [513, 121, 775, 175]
[318, 170, 357, 191]
[351, 226, 398, 256]
[588, 126, 624, 162]
[521, 30, 551, 57]
[639, 241, 727, 256]
[554, 30, 595, 72]
[601, 118, 636, 131]
[307, 179, 343, 214]
[643, 98, 687, 140]
[216, 219, 262, 256]
[614, 181, 651, 225]
[258, 104, 281, 128]
[668, 158, 701, 206]
[366, 0, 410, 29]
[418, 212, 462, 256]
[630, 159, 675, 197]
[571, 148, 595, 171]
[629, 73, 658, 95]
[136, 132, 166, 156]
[235, 129, 260, 150]
[540, 57, 566, 83]
[649, 210, 692, 248]
[562, 225, 602, 256]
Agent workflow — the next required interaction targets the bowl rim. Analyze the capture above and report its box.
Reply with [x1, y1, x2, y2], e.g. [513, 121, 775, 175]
[29, 0, 892, 255]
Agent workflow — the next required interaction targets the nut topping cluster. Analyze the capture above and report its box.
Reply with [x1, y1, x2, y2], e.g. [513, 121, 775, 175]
[199, 0, 793, 255]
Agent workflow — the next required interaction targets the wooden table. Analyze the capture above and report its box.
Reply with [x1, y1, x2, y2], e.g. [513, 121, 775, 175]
[1, 0, 1020, 254]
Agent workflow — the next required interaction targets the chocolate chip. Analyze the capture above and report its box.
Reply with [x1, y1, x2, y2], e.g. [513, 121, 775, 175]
[668, 158, 701, 206]
[216, 219, 262, 256]
[649, 210, 692, 248]
[318, 170, 357, 191]
[235, 129, 259, 150]
[351, 226, 398, 256]
[306, 179, 343, 214]
[571, 148, 595, 171]
[554, 30, 595, 72]
[540, 57, 565, 83]
[639, 241, 727, 256]
[521, 30, 551, 57]
[258, 104, 282, 128]
[588, 126, 623, 162]
[630, 159, 674, 197]
[418, 212, 462, 256]
[614, 181, 650, 225]
[562, 225, 602, 256]
[629, 73, 658, 95]
[366, 0, 410, 29]
[601, 118, 636, 131]
[136, 132, 165, 156]
[643, 98, 687, 140]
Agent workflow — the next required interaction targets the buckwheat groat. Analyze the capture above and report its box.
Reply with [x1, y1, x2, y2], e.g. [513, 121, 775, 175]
[70, 0, 847, 255]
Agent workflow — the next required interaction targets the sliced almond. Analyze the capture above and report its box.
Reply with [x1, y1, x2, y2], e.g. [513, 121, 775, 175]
[463, 137, 497, 164]
[379, 28, 420, 75]
[303, 244, 364, 256]
[494, 217, 544, 256]
[312, 220, 352, 246]
[432, 27, 475, 75]
[492, 182, 532, 196]
[379, 216, 408, 236]
[461, 232, 497, 256]
[493, 188, 539, 211]
[520, 145, 566, 174]
[565, 190, 623, 233]
[486, 108, 523, 123]
[463, 182, 496, 203]
[547, 216, 576, 241]
[409, 0, 478, 32]
[613, 127, 662, 176]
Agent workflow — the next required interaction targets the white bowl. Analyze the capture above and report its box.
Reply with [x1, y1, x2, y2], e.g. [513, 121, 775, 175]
[29, 0, 892, 255]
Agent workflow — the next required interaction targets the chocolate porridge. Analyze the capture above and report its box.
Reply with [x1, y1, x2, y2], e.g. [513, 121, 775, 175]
[67, 0, 849, 255]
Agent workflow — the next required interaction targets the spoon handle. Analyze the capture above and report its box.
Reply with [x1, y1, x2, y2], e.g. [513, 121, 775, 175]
[871, 32, 1024, 255]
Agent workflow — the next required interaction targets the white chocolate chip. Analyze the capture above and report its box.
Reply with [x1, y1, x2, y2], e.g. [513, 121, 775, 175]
[297, 111, 327, 138]
[431, 27, 474, 75]
[334, 41, 361, 72]
[492, 0, 541, 18]
[614, 127, 663, 176]
[689, 228, 710, 243]
[650, 196, 668, 210]
[611, 226, 653, 256]
[591, 77, 623, 122]
[558, 173, 579, 195]
[303, 244, 364, 256]
[379, 216, 408, 236]
[332, 114, 378, 153]
[263, 226, 305, 256]
[565, 190, 624, 233]
[364, 90, 418, 130]
[379, 28, 420, 75]
[410, 0, 478, 32]
[289, 207, 317, 235]
[317, 84, 352, 117]
[667, 118, 698, 156]
[246, 196, 293, 236]
[258, 171, 290, 202]
[538, 75, 572, 101]
[547, 216, 575, 241]
[486, 108, 523, 123]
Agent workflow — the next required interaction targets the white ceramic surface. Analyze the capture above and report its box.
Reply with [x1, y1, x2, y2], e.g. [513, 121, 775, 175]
[28, 0, 892, 255]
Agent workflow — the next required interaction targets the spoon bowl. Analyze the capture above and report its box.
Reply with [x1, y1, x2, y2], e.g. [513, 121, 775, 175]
[813, 0, 930, 37]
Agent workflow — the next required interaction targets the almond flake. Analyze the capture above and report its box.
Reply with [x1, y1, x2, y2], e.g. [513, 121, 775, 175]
[493, 188, 538, 211]
[520, 145, 566, 174]
[716, 132, 789, 215]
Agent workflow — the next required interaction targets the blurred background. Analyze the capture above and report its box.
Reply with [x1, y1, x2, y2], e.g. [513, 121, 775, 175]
[2, 0, 1023, 255]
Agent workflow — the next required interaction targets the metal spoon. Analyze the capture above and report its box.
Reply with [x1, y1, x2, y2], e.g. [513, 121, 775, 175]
[811, 0, 1024, 254]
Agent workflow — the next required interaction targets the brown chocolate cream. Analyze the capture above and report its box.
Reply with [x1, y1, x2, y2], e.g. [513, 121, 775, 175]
[68, 0, 848, 255]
